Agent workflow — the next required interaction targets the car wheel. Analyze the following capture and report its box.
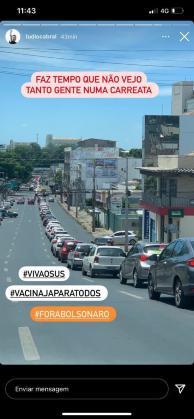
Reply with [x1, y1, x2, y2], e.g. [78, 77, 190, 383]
[89, 265, 96, 278]
[82, 267, 87, 275]
[133, 269, 141, 288]
[67, 261, 70, 268]
[112, 272, 118, 278]
[148, 274, 160, 300]
[129, 239, 136, 246]
[120, 269, 127, 284]
[174, 279, 189, 308]
[71, 263, 76, 270]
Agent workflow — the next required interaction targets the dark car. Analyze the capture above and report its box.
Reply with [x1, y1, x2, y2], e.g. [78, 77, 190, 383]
[17, 197, 25, 204]
[148, 237, 194, 308]
[28, 198, 35, 205]
[119, 242, 166, 287]
[67, 243, 93, 270]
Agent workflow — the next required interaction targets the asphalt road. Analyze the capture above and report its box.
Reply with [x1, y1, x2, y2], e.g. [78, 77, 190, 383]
[1, 194, 194, 365]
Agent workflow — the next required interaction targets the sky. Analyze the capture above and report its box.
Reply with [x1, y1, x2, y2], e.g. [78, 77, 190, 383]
[0, 20, 194, 149]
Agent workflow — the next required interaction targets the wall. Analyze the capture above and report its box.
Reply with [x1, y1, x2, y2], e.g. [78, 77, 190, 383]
[179, 115, 194, 154]
[180, 216, 194, 237]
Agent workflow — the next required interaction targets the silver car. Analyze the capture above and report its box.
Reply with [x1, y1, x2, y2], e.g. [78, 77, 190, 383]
[82, 245, 126, 278]
[119, 242, 167, 287]
[67, 243, 93, 270]
[108, 230, 137, 246]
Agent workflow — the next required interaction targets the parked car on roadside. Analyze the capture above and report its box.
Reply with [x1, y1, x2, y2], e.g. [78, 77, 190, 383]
[120, 242, 167, 287]
[48, 196, 54, 203]
[147, 237, 194, 308]
[28, 198, 35, 204]
[82, 245, 126, 278]
[17, 197, 25, 204]
[67, 243, 93, 270]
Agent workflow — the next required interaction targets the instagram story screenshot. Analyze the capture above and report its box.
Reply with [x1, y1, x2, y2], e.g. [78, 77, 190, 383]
[0, 4, 194, 418]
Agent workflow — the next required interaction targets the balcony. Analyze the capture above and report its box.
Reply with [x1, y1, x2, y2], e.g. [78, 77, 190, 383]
[141, 191, 194, 208]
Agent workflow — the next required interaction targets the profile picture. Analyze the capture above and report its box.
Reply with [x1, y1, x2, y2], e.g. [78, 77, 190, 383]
[5, 29, 21, 44]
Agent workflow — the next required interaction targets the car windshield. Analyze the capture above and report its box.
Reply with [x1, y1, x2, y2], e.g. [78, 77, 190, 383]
[97, 248, 125, 257]
[143, 244, 166, 255]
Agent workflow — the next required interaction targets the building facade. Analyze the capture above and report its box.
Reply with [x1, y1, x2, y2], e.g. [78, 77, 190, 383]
[46, 134, 81, 147]
[140, 155, 194, 243]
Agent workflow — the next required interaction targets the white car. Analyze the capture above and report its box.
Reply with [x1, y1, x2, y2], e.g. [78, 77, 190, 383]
[82, 245, 126, 278]
[108, 231, 137, 245]
[45, 222, 61, 237]
[48, 227, 66, 240]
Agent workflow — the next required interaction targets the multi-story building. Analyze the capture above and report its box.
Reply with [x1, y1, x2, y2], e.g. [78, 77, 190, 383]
[140, 155, 194, 243]
[46, 134, 81, 147]
[64, 138, 119, 206]
[8, 140, 37, 149]
[118, 157, 142, 182]
[172, 81, 194, 115]
[0, 144, 7, 152]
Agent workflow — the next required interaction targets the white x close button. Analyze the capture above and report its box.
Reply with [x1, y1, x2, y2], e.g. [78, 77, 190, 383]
[179, 32, 190, 42]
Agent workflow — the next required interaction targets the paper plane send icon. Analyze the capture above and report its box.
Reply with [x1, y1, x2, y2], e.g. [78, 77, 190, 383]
[175, 384, 186, 394]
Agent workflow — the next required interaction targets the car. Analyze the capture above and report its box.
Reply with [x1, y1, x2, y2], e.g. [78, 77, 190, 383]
[52, 236, 74, 257]
[51, 233, 71, 251]
[3, 201, 12, 209]
[28, 198, 35, 204]
[43, 216, 56, 226]
[17, 197, 25, 204]
[49, 228, 68, 241]
[48, 197, 54, 203]
[147, 237, 194, 308]
[67, 243, 94, 270]
[119, 242, 167, 287]
[107, 230, 137, 246]
[91, 236, 114, 246]
[82, 245, 126, 278]
[58, 239, 80, 262]
[6, 210, 18, 218]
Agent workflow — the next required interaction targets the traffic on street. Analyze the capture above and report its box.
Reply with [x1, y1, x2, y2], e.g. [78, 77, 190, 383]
[1, 186, 194, 365]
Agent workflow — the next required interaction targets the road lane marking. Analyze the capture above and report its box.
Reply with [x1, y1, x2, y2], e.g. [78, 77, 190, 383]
[119, 290, 144, 300]
[3, 268, 8, 272]
[18, 327, 40, 361]
[4, 261, 8, 264]
[6, 277, 12, 282]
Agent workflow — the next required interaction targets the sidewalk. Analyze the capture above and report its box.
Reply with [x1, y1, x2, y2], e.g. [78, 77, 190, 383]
[57, 199, 113, 237]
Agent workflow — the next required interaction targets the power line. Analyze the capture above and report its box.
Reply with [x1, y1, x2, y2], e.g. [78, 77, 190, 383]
[0, 49, 194, 68]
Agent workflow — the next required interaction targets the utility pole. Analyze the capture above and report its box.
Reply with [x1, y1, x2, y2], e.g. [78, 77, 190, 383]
[92, 159, 96, 233]
[125, 156, 129, 253]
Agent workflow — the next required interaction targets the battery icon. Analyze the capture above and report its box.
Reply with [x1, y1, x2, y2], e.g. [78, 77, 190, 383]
[171, 7, 184, 14]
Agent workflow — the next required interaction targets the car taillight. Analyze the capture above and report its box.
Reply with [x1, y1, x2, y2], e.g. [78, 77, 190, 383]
[186, 258, 194, 267]
[94, 256, 99, 262]
[62, 247, 67, 253]
[139, 255, 148, 262]
[52, 240, 57, 244]
[74, 252, 79, 257]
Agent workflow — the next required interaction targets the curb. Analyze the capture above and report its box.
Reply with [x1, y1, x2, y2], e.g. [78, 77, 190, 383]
[57, 199, 93, 235]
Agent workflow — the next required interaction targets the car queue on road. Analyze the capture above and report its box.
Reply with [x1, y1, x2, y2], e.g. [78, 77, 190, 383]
[37, 195, 194, 310]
